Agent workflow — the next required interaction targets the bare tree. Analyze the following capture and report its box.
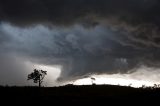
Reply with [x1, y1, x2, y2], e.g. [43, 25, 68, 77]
[28, 69, 47, 87]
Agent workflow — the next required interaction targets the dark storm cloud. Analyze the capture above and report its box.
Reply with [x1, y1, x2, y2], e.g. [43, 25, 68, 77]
[0, 23, 159, 81]
[0, 0, 160, 81]
[0, 0, 159, 26]
[0, 0, 160, 48]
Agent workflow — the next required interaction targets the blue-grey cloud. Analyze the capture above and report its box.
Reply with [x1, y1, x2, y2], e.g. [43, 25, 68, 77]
[0, 0, 160, 82]
[0, 23, 160, 81]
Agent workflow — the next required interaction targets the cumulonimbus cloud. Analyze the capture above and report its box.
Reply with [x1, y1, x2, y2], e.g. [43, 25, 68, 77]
[0, 23, 160, 81]
[0, 0, 160, 82]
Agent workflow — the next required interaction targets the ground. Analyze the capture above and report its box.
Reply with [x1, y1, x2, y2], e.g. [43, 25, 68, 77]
[0, 85, 160, 105]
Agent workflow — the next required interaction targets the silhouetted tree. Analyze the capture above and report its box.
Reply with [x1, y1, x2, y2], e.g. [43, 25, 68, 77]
[142, 85, 146, 89]
[153, 84, 158, 88]
[128, 83, 132, 87]
[91, 77, 96, 85]
[27, 69, 47, 87]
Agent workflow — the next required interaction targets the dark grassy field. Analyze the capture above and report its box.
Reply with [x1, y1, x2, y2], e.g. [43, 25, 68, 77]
[0, 85, 160, 105]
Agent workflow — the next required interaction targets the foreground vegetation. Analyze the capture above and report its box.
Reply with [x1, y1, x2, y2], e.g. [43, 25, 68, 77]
[0, 85, 160, 104]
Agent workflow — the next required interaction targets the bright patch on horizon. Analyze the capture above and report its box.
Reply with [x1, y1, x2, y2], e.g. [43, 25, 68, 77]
[72, 66, 160, 88]
[73, 75, 155, 88]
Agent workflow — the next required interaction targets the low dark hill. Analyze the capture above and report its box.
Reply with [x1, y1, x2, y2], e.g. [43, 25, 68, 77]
[0, 85, 160, 105]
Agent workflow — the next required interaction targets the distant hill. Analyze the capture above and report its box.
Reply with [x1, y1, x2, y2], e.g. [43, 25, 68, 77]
[0, 85, 160, 105]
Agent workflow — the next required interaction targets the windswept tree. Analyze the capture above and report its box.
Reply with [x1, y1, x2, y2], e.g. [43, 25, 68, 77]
[91, 77, 96, 85]
[28, 69, 47, 87]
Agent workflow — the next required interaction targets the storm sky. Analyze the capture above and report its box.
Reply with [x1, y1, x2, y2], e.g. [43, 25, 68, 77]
[1, 0, 160, 86]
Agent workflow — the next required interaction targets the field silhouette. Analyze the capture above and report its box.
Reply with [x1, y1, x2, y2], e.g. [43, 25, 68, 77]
[0, 85, 160, 105]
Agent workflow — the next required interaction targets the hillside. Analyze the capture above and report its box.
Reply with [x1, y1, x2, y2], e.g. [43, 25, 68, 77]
[0, 85, 160, 104]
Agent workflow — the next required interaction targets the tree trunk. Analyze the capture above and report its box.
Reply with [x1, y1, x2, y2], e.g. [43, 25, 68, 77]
[39, 80, 41, 87]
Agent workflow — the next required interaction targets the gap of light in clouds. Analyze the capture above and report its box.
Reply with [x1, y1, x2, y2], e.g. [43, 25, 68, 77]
[72, 66, 160, 88]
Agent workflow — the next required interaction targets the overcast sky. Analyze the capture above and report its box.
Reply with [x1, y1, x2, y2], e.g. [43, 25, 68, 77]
[0, 0, 160, 86]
